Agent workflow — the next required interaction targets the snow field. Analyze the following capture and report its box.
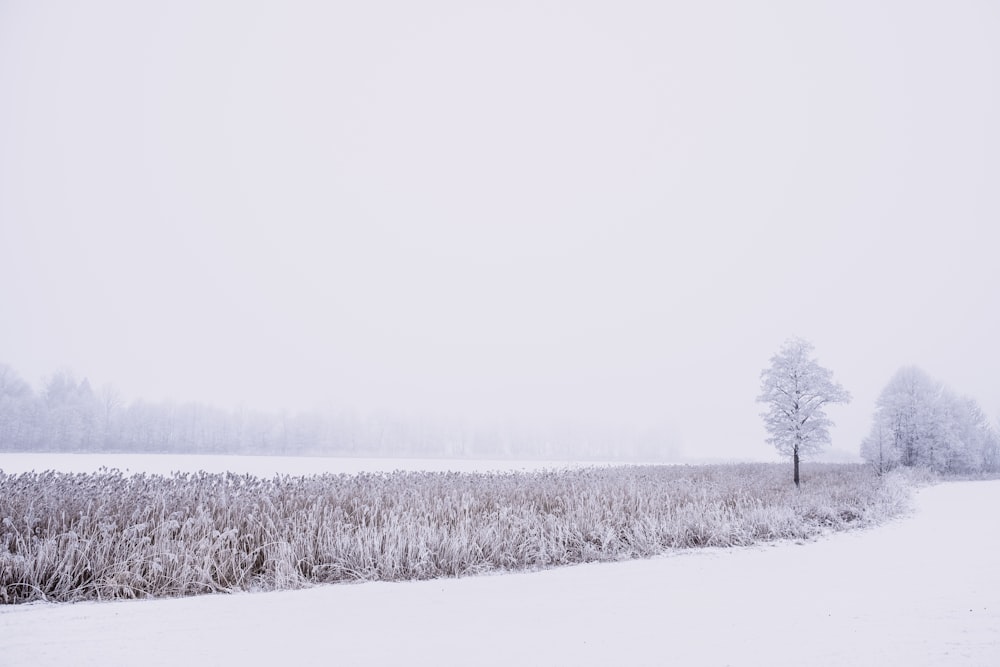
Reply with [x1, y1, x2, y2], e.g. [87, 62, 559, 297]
[1, 480, 997, 666]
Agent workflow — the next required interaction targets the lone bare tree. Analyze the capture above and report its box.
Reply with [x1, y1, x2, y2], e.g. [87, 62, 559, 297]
[758, 338, 850, 486]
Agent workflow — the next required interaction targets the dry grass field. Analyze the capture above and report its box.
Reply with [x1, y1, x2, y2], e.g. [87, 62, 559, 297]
[1, 463, 910, 604]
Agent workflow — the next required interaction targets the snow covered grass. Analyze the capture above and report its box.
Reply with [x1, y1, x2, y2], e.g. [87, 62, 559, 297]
[0, 462, 910, 604]
[0, 452, 617, 477]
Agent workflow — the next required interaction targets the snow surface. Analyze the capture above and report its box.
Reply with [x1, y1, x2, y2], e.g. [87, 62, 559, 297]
[1, 470, 998, 666]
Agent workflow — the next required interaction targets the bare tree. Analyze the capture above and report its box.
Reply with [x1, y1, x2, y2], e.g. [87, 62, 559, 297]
[758, 338, 851, 486]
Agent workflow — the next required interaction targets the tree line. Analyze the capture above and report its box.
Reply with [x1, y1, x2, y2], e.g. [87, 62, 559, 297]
[860, 366, 999, 475]
[0, 363, 676, 461]
[759, 339, 999, 484]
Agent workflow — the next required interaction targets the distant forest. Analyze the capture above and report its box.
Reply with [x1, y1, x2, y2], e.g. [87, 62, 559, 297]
[0, 363, 676, 460]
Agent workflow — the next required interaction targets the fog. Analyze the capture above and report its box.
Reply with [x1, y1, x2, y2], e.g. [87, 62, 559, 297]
[1, 1, 998, 460]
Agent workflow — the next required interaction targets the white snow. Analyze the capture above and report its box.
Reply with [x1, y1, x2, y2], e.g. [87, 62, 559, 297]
[1, 470, 997, 665]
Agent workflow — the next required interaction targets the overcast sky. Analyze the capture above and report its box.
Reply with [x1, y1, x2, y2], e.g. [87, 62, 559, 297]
[1, 1, 998, 460]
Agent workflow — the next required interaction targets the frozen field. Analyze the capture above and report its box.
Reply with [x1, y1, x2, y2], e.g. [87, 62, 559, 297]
[0, 452, 621, 476]
[0, 456, 997, 666]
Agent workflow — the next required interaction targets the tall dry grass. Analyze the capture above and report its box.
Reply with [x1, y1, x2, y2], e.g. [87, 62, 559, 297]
[0, 463, 910, 604]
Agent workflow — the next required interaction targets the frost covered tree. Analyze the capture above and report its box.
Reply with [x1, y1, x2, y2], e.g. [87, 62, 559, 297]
[862, 367, 997, 474]
[758, 338, 851, 486]
[863, 367, 938, 470]
[987, 419, 1000, 473]
[41, 371, 101, 451]
[0, 363, 37, 450]
[860, 419, 898, 476]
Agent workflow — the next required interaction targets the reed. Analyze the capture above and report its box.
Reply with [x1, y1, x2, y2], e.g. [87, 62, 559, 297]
[0, 463, 910, 604]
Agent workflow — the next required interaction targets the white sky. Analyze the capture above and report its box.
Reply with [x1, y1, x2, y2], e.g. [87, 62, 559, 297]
[1, 1, 998, 459]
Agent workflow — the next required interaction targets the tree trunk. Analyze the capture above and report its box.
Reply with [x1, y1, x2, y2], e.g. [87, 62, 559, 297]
[793, 449, 800, 488]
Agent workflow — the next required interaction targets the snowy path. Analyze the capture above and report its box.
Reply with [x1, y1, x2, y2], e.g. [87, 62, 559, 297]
[2, 481, 998, 666]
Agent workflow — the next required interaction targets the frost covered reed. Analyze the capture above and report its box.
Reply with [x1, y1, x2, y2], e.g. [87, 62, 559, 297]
[1, 463, 909, 604]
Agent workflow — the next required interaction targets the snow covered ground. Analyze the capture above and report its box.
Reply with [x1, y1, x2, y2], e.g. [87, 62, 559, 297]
[1, 471, 997, 665]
